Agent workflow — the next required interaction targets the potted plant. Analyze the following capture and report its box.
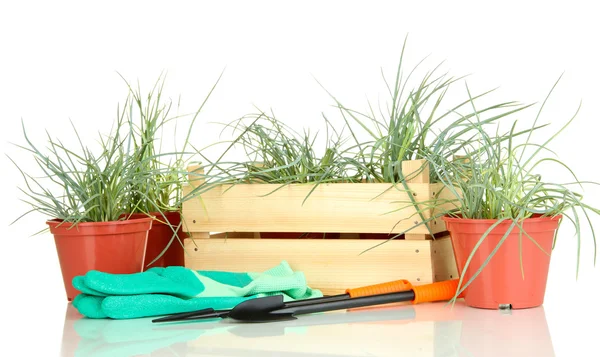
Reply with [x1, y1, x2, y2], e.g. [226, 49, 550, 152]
[10, 113, 154, 301]
[419, 77, 599, 309]
[115, 72, 222, 269]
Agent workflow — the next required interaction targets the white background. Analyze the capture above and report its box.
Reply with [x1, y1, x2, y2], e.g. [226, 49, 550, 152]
[1, 1, 598, 356]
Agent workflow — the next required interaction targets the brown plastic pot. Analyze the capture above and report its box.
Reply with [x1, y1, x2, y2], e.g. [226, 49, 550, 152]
[128, 211, 186, 270]
[443, 214, 561, 309]
[47, 217, 153, 301]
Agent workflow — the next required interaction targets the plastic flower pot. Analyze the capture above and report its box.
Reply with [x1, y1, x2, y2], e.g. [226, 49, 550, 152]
[442, 214, 561, 309]
[47, 216, 153, 301]
[128, 212, 186, 270]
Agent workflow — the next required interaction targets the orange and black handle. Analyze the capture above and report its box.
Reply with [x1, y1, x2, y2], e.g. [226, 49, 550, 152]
[346, 279, 464, 304]
[271, 279, 465, 319]
[155, 279, 464, 323]
[346, 279, 414, 298]
[411, 279, 464, 304]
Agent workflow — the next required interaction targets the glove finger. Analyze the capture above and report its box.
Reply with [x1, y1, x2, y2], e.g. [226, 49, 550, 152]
[72, 294, 109, 319]
[82, 267, 204, 297]
[72, 276, 108, 297]
[100, 294, 256, 319]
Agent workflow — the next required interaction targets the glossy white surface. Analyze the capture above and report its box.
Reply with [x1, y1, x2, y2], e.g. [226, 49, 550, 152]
[57, 301, 557, 357]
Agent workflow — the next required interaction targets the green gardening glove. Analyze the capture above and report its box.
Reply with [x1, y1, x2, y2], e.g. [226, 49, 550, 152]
[71, 261, 323, 319]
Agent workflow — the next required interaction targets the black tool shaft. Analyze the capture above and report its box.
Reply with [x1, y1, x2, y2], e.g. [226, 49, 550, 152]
[179, 311, 230, 321]
[154, 293, 353, 323]
[152, 308, 227, 323]
[283, 293, 352, 307]
[272, 290, 416, 316]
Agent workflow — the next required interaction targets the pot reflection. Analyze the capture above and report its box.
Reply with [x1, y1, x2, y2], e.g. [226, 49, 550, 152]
[410, 302, 555, 356]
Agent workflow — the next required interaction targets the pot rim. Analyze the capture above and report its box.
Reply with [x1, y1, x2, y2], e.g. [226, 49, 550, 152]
[125, 211, 181, 218]
[46, 216, 155, 228]
[442, 213, 562, 224]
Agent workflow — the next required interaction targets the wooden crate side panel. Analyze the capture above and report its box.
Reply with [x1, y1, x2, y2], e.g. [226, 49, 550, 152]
[431, 236, 459, 282]
[182, 182, 442, 234]
[403, 159, 433, 240]
[184, 238, 434, 295]
[430, 182, 463, 232]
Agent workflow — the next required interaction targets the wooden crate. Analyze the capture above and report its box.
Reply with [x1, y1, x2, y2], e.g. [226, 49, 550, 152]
[181, 159, 458, 295]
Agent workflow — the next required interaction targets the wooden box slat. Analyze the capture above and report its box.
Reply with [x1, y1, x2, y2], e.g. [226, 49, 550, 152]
[184, 236, 457, 295]
[182, 182, 446, 235]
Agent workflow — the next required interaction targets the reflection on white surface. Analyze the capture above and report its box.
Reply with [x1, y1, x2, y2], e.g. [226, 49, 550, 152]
[62, 300, 554, 357]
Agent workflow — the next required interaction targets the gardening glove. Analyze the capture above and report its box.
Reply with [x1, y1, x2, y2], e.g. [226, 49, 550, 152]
[71, 260, 323, 319]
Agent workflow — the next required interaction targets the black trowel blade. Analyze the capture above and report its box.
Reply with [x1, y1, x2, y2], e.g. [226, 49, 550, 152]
[228, 295, 295, 322]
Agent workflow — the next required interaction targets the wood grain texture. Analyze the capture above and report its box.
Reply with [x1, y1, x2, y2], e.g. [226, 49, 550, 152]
[405, 234, 430, 240]
[182, 181, 441, 234]
[402, 159, 430, 184]
[184, 238, 434, 295]
[402, 159, 434, 240]
[431, 236, 459, 282]
[190, 232, 210, 239]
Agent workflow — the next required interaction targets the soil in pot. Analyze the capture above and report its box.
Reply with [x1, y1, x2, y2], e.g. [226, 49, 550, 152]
[128, 212, 186, 270]
[47, 216, 153, 301]
[443, 214, 560, 309]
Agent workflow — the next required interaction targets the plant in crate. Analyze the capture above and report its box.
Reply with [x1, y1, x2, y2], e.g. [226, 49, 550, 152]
[185, 111, 359, 238]
[117, 72, 221, 268]
[315, 35, 535, 239]
[183, 37, 537, 243]
[416, 77, 599, 309]
[9, 113, 154, 301]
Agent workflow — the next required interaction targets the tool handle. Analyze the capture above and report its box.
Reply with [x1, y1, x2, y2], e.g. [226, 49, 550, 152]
[412, 279, 461, 304]
[274, 290, 416, 316]
[346, 279, 413, 298]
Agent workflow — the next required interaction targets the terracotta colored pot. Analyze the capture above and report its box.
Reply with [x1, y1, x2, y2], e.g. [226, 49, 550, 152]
[47, 217, 153, 301]
[443, 214, 560, 309]
[128, 212, 186, 270]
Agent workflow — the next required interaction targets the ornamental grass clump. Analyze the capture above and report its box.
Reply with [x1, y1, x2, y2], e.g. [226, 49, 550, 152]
[183, 110, 365, 205]
[408, 76, 599, 301]
[120, 72, 221, 217]
[317, 36, 533, 185]
[10, 112, 145, 228]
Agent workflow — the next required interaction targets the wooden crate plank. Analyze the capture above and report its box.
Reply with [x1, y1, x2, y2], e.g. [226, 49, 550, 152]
[182, 182, 440, 235]
[430, 182, 458, 232]
[431, 236, 459, 282]
[190, 232, 210, 239]
[184, 238, 434, 295]
[402, 159, 430, 184]
[209, 232, 257, 239]
[405, 234, 430, 240]
[402, 159, 434, 241]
